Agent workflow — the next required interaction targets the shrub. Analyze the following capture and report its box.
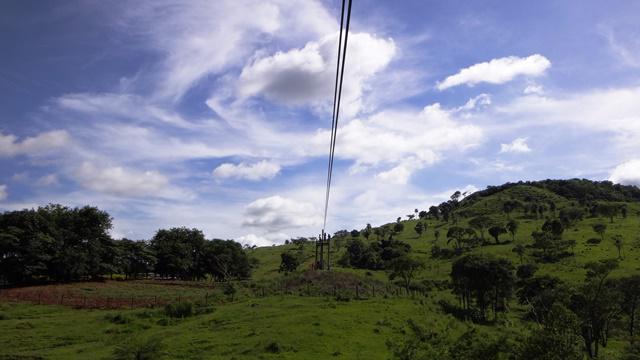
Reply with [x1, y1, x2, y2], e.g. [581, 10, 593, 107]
[587, 238, 602, 245]
[265, 341, 281, 353]
[105, 313, 132, 324]
[164, 302, 193, 318]
[112, 337, 164, 360]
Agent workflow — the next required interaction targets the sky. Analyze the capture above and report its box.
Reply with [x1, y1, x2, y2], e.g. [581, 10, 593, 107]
[2, 0, 640, 246]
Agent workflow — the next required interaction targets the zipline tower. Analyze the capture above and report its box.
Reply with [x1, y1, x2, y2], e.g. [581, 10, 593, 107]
[315, 231, 331, 270]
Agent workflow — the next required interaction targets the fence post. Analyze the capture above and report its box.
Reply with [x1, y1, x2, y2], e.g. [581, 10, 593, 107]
[153, 296, 157, 308]
[355, 285, 359, 299]
[372, 284, 375, 298]
[38, 292, 41, 305]
[106, 297, 110, 309]
[60, 294, 64, 305]
[130, 297, 134, 309]
[83, 295, 87, 307]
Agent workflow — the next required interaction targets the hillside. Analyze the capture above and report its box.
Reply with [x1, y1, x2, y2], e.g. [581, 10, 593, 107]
[2, 179, 640, 359]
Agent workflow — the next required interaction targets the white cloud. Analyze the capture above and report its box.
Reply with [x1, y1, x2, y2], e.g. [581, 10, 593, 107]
[599, 25, 640, 68]
[120, 0, 337, 101]
[236, 232, 290, 247]
[523, 84, 544, 95]
[313, 103, 483, 182]
[242, 195, 321, 231]
[36, 174, 59, 187]
[456, 93, 491, 112]
[213, 160, 281, 181]
[238, 32, 396, 116]
[497, 87, 640, 151]
[0, 185, 7, 201]
[57, 93, 194, 128]
[0, 130, 70, 157]
[437, 54, 551, 90]
[609, 159, 640, 186]
[76, 162, 189, 199]
[500, 137, 531, 153]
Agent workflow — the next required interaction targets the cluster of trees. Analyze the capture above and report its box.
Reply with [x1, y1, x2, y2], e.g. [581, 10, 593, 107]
[338, 238, 411, 270]
[450, 254, 516, 322]
[516, 259, 640, 359]
[462, 179, 640, 206]
[447, 255, 640, 359]
[0, 205, 251, 285]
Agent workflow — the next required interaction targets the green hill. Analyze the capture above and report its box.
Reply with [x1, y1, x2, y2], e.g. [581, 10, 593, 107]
[2, 178, 640, 359]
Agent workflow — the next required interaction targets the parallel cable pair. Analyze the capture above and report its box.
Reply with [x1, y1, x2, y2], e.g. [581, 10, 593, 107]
[322, 0, 353, 234]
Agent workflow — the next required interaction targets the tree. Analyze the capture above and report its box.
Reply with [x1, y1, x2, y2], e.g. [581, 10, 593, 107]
[502, 200, 521, 219]
[596, 203, 619, 223]
[414, 222, 425, 238]
[418, 210, 428, 219]
[406, 214, 415, 220]
[592, 223, 607, 242]
[428, 206, 440, 220]
[488, 225, 507, 244]
[393, 222, 405, 235]
[363, 224, 372, 240]
[279, 252, 300, 274]
[613, 234, 624, 259]
[446, 226, 475, 250]
[506, 219, 519, 242]
[512, 244, 526, 264]
[619, 275, 640, 337]
[517, 304, 583, 360]
[434, 229, 440, 243]
[151, 227, 206, 280]
[468, 215, 493, 241]
[570, 259, 620, 358]
[389, 255, 424, 293]
[451, 254, 515, 321]
[350, 229, 360, 238]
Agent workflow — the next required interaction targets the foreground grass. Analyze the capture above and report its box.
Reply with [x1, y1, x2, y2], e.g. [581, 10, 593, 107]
[1, 294, 475, 360]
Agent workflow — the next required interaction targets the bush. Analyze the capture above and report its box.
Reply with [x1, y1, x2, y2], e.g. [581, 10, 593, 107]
[112, 337, 164, 360]
[265, 341, 281, 353]
[587, 238, 602, 245]
[105, 313, 132, 324]
[164, 302, 193, 318]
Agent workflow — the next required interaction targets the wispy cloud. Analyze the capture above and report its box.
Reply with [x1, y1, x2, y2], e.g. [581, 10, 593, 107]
[437, 54, 551, 90]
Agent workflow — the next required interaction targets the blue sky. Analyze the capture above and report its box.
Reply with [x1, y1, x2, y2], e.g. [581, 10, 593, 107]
[2, 0, 640, 245]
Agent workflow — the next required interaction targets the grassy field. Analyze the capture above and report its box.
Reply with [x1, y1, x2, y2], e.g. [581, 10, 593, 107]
[2, 184, 640, 359]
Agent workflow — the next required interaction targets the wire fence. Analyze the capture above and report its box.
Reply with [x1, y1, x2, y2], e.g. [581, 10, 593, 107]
[0, 279, 427, 310]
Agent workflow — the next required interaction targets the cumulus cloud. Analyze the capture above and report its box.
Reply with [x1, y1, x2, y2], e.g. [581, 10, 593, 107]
[437, 54, 551, 90]
[236, 232, 290, 247]
[213, 160, 281, 181]
[313, 103, 483, 183]
[0, 185, 7, 201]
[609, 159, 640, 186]
[238, 32, 396, 116]
[120, 0, 337, 100]
[0, 130, 70, 157]
[76, 162, 189, 199]
[500, 137, 532, 153]
[242, 195, 321, 231]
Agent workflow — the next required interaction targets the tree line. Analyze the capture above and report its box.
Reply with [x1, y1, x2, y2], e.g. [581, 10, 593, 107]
[0, 204, 251, 285]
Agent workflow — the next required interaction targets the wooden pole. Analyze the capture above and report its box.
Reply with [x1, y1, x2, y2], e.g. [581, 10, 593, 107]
[327, 234, 331, 271]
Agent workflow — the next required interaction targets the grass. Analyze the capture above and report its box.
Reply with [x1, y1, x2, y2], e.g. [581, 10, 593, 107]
[2, 184, 640, 358]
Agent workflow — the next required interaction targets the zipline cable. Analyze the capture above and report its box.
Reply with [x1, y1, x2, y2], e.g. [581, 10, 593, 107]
[322, 0, 353, 233]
